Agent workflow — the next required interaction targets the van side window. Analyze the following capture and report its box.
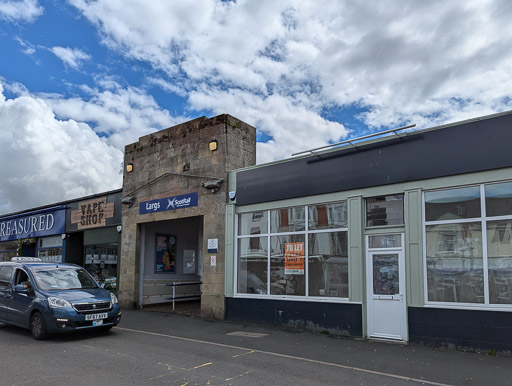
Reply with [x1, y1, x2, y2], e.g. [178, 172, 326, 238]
[0, 266, 14, 288]
[14, 269, 30, 287]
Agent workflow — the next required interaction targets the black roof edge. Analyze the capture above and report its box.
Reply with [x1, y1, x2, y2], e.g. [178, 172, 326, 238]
[0, 188, 122, 220]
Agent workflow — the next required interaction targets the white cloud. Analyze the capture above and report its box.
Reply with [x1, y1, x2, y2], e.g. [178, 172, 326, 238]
[50, 46, 91, 70]
[0, 83, 123, 215]
[68, 0, 512, 162]
[41, 81, 189, 149]
[0, 0, 43, 22]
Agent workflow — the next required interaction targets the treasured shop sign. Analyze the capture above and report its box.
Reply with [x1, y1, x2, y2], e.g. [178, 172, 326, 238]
[0, 206, 66, 242]
[70, 197, 115, 230]
[140, 192, 198, 215]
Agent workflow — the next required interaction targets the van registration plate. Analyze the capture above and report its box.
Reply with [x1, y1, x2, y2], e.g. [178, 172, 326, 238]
[85, 313, 108, 321]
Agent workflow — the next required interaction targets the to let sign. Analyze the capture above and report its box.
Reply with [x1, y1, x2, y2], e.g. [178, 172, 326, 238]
[284, 242, 305, 275]
[71, 197, 115, 230]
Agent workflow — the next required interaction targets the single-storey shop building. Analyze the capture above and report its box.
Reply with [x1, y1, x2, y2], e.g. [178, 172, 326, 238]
[0, 190, 122, 290]
[1, 110, 511, 351]
[224, 111, 512, 351]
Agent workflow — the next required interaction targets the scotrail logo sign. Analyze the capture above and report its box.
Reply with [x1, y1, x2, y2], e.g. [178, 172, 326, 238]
[140, 192, 198, 214]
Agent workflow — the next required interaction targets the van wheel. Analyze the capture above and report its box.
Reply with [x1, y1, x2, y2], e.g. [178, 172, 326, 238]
[30, 312, 49, 340]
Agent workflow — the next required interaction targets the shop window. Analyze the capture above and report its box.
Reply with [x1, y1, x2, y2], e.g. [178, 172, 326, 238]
[236, 201, 348, 300]
[0, 240, 17, 262]
[425, 222, 484, 303]
[487, 220, 512, 304]
[37, 235, 63, 263]
[270, 206, 305, 233]
[424, 181, 512, 307]
[366, 195, 404, 227]
[238, 211, 267, 235]
[270, 234, 305, 296]
[424, 186, 480, 222]
[308, 202, 347, 230]
[84, 242, 118, 291]
[308, 231, 348, 297]
[237, 236, 268, 294]
[485, 181, 512, 217]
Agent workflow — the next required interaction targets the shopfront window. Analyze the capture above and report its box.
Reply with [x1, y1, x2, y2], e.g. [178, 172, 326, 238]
[0, 240, 17, 262]
[308, 232, 348, 297]
[237, 236, 268, 294]
[236, 201, 348, 299]
[84, 243, 118, 291]
[366, 195, 404, 226]
[270, 234, 306, 296]
[37, 235, 63, 263]
[424, 181, 512, 306]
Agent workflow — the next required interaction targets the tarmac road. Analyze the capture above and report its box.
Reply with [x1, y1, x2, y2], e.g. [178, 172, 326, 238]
[0, 309, 511, 385]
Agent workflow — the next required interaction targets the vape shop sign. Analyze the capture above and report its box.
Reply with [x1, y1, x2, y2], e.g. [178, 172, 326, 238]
[71, 197, 115, 230]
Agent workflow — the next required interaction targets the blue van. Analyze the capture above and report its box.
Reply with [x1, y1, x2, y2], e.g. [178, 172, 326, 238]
[0, 257, 121, 339]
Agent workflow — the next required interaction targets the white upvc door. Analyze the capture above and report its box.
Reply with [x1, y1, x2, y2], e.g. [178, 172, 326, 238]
[366, 234, 407, 341]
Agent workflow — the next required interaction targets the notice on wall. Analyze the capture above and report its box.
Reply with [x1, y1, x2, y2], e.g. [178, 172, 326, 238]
[210, 255, 217, 267]
[207, 238, 218, 253]
[284, 242, 305, 275]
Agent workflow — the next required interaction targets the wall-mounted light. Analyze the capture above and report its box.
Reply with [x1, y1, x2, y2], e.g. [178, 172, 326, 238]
[209, 139, 218, 151]
[126, 163, 133, 173]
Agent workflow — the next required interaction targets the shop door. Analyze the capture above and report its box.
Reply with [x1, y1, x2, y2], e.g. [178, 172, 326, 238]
[366, 234, 407, 341]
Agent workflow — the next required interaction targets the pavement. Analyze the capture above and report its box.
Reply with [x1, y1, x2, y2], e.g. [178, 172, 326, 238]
[119, 307, 512, 385]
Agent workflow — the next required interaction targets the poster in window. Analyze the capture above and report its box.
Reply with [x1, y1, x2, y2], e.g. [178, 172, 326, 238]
[155, 234, 177, 273]
[284, 242, 305, 275]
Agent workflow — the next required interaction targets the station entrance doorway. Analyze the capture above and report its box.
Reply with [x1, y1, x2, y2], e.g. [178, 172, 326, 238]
[138, 216, 203, 315]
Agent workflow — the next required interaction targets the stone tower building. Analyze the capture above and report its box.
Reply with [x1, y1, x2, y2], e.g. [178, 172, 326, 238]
[118, 114, 256, 319]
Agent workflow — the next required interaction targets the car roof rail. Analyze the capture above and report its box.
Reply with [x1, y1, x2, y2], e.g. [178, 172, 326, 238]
[11, 257, 43, 262]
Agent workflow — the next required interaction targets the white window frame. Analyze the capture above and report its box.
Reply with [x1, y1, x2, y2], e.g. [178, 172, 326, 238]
[235, 202, 350, 303]
[422, 181, 512, 311]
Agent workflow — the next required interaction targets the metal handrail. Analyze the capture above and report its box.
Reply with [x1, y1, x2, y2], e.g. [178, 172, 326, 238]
[292, 124, 416, 156]
[165, 281, 202, 311]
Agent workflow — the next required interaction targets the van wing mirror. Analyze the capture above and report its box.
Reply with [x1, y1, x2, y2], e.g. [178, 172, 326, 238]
[14, 284, 29, 294]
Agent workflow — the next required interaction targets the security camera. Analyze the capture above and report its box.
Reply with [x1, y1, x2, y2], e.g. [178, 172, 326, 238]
[121, 195, 135, 207]
[202, 179, 223, 193]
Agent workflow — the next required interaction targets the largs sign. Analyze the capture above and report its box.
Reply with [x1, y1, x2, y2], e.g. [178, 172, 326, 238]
[139, 192, 198, 215]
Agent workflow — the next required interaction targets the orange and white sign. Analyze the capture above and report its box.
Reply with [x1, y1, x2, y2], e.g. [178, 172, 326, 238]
[284, 242, 305, 275]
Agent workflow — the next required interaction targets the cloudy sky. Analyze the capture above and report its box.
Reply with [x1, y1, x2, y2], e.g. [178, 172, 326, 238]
[1, 0, 512, 215]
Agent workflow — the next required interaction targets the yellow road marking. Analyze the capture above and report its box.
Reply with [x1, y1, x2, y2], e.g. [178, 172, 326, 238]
[116, 327, 451, 386]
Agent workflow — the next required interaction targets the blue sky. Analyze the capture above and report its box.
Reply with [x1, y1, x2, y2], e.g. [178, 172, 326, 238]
[1, 0, 512, 214]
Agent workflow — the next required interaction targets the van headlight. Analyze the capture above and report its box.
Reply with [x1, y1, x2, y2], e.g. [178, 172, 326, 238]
[110, 292, 118, 304]
[48, 297, 72, 308]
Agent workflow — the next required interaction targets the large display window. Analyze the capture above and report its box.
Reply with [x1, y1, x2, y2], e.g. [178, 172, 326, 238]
[424, 181, 512, 307]
[237, 202, 348, 300]
[85, 242, 118, 291]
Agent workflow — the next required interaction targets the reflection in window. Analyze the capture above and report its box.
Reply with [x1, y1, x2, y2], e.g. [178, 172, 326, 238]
[366, 195, 404, 226]
[425, 186, 481, 222]
[485, 182, 512, 217]
[373, 254, 399, 295]
[270, 206, 305, 233]
[425, 222, 484, 303]
[308, 202, 347, 230]
[487, 220, 512, 304]
[238, 211, 268, 235]
[270, 234, 305, 296]
[308, 232, 348, 297]
[237, 237, 268, 294]
[237, 202, 348, 299]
